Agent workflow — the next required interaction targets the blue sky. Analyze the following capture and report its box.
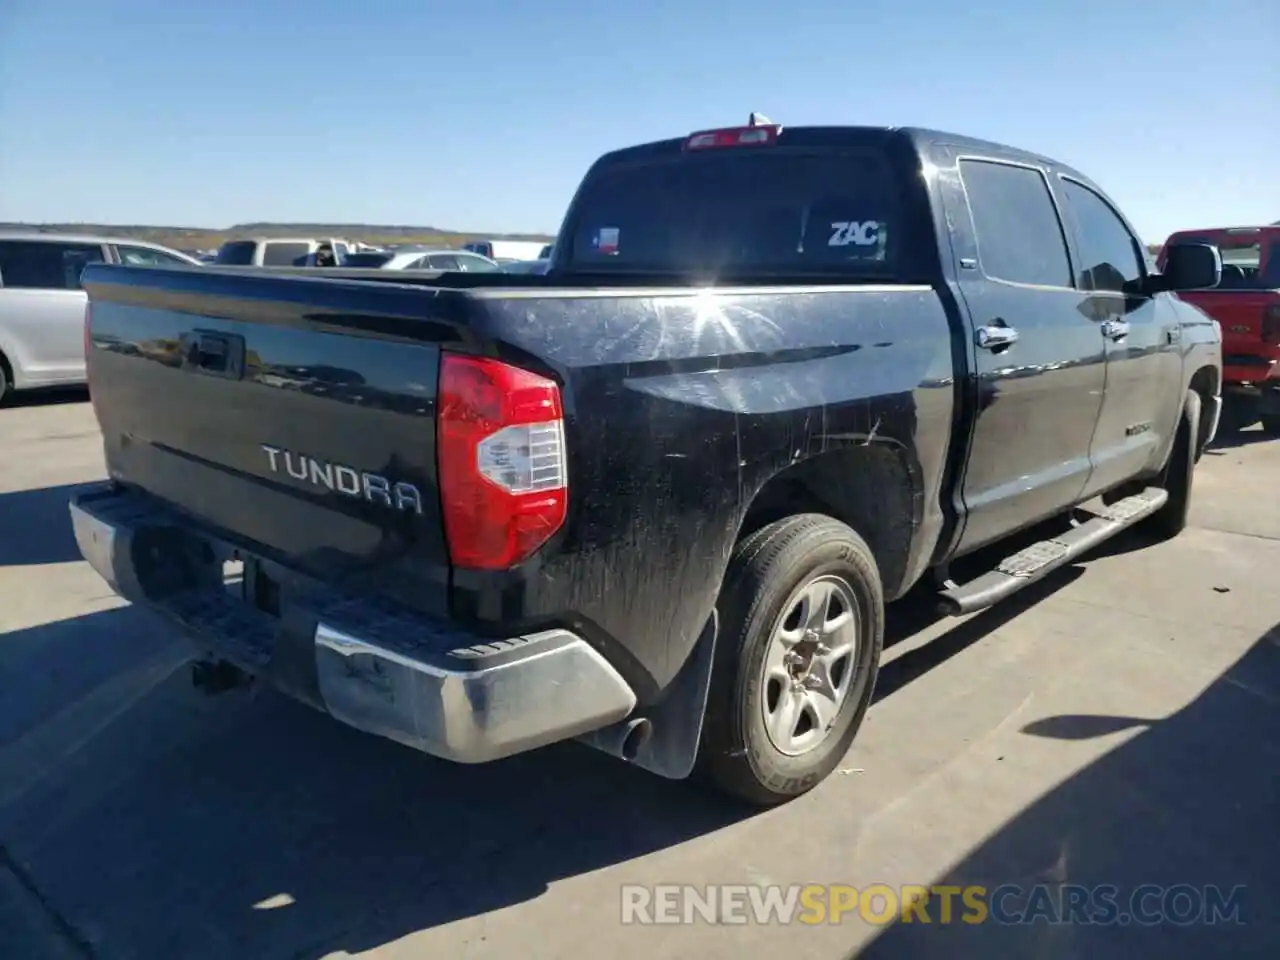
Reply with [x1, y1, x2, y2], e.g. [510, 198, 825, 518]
[1, 0, 1275, 243]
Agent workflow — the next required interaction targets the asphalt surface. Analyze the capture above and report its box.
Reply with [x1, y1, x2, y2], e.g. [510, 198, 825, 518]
[1, 388, 1277, 960]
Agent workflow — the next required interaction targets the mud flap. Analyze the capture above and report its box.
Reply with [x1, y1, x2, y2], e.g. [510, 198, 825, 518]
[577, 610, 717, 780]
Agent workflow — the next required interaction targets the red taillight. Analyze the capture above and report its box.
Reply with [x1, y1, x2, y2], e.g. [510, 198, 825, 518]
[1262, 305, 1280, 344]
[684, 124, 780, 151]
[437, 353, 568, 570]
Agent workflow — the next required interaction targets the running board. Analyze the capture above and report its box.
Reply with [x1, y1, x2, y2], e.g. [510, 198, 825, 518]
[938, 487, 1168, 616]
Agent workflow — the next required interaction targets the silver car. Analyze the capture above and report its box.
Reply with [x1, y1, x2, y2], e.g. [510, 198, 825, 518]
[501, 259, 550, 275]
[341, 249, 503, 272]
[0, 232, 199, 403]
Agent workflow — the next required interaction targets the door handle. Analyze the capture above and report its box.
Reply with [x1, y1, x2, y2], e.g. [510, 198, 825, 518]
[1101, 320, 1130, 341]
[975, 324, 1019, 350]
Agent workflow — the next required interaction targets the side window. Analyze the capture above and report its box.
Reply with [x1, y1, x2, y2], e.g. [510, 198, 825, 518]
[263, 242, 312, 266]
[118, 245, 189, 266]
[959, 159, 1072, 287]
[214, 241, 257, 265]
[428, 254, 460, 270]
[1060, 180, 1145, 293]
[0, 241, 104, 290]
[455, 254, 500, 273]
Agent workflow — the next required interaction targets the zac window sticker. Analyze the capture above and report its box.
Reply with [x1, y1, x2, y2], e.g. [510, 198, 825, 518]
[827, 220, 882, 248]
[827, 220, 889, 259]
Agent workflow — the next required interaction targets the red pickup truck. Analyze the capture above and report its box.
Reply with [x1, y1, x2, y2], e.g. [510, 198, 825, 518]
[1158, 225, 1280, 433]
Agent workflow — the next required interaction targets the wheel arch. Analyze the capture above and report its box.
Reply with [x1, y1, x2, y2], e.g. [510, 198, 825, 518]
[737, 442, 923, 601]
[1187, 364, 1218, 458]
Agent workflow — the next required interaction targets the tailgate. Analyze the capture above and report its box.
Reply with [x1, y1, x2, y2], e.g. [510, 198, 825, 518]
[82, 264, 465, 613]
[1177, 290, 1280, 364]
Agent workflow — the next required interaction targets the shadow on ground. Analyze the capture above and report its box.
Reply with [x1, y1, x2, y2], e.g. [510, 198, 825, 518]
[0, 483, 99, 567]
[0, 605, 751, 960]
[0, 467, 1207, 959]
[0, 548, 1102, 959]
[1, 387, 90, 409]
[857, 627, 1280, 959]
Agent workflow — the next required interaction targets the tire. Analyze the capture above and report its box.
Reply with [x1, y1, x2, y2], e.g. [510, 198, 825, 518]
[0, 357, 10, 406]
[1260, 414, 1280, 437]
[696, 514, 884, 806]
[1147, 390, 1200, 540]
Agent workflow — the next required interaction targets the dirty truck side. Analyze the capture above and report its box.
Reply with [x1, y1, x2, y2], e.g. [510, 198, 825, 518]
[72, 123, 1223, 805]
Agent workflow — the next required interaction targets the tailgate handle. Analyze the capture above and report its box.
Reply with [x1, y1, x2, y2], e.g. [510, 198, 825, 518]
[183, 331, 245, 379]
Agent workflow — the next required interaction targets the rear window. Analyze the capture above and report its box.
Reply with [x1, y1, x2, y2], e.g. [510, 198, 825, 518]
[562, 151, 901, 277]
[262, 242, 313, 266]
[215, 241, 257, 265]
[1165, 231, 1280, 290]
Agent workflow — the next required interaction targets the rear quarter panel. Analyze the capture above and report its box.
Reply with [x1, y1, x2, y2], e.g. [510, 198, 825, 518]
[462, 286, 956, 694]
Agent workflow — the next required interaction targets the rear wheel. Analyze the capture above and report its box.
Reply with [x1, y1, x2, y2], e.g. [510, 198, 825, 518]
[696, 514, 883, 806]
[1147, 391, 1200, 540]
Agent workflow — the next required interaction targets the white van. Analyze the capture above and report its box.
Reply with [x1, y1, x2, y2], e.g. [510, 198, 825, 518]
[462, 239, 548, 263]
[213, 237, 356, 267]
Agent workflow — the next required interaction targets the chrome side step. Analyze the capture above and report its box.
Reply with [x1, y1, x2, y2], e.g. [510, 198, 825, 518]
[938, 487, 1168, 616]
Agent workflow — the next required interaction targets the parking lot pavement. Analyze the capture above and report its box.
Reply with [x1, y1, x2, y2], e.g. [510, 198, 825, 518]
[1, 392, 1277, 960]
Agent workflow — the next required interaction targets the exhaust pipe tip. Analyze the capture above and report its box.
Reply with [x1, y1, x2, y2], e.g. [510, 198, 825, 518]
[620, 717, 654, 762]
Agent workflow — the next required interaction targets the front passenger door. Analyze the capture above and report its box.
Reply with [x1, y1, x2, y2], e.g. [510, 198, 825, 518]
[1059, 178, 1183, 496]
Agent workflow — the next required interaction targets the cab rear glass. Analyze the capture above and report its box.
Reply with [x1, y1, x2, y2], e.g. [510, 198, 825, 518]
[562, 150, 905, 278]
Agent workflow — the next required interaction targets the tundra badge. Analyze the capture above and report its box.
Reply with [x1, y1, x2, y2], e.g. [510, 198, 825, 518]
[261, 444, 423, 514]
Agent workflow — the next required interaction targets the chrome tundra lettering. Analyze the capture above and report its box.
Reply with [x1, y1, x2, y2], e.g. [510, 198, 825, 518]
[261, 444, 423, 514]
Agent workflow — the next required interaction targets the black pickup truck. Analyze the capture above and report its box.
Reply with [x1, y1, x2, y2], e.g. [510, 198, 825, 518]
[72, 120, 1224, 806]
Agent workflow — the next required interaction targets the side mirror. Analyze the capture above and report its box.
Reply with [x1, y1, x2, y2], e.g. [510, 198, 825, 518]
[1160, 243, 1221, 292]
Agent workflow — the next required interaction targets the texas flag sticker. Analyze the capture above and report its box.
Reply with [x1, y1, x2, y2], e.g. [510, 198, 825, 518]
[597, 227, 620, 255]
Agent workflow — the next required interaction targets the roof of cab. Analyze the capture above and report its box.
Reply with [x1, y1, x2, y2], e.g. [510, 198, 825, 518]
[0, 229, 180, 248]
[589, 123, 1087, 183]
[1166, 225, 1280, 237]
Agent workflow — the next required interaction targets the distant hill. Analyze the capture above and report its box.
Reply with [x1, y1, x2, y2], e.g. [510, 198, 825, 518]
[0, 222, 555, 254]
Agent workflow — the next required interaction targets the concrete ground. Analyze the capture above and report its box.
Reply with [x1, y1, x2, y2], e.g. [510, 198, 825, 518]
[1, 389, 1276, 960]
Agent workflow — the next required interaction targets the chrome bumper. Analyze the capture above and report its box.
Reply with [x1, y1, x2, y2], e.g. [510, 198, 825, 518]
[69, 489, 637, 764]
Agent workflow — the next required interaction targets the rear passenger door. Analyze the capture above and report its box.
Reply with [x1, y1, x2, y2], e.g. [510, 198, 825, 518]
[947, 158, 1106, 554]
[0, 239, 105, 383]
[1058, 178, 1183, 495]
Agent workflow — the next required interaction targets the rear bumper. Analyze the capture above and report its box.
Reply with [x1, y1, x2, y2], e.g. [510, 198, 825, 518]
[1223, 379, 1280, 417]
[1223, 356, 1279, 388]
[69, 484, 637, 763]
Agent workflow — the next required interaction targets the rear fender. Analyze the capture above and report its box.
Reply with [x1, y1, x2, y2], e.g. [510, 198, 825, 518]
[738, 440, 925, 601]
